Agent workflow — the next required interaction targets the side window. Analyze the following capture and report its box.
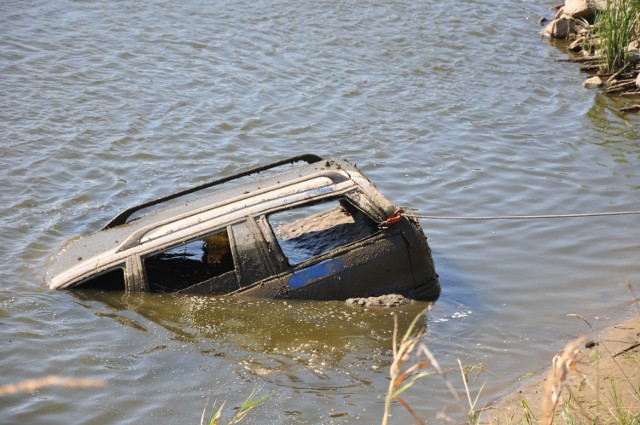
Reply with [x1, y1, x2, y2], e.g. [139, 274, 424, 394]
[144, 229, 235, 292]
[77, 267, 126, 291]
[267, 198, 379, 265]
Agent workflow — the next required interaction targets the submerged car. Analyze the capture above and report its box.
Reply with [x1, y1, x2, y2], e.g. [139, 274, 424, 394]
[46, 154, 440, 300]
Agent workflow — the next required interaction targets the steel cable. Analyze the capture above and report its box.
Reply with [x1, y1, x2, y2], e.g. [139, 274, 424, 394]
[404, 210, 640, 220]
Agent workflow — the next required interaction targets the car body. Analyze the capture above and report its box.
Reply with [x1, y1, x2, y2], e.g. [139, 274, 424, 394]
[46, 155, 440, 300]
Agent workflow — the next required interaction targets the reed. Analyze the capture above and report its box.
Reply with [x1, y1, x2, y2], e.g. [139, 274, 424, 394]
[381, 308, 488, 425]
[597, 0, 640, 72]
[382, 308, 437, 425]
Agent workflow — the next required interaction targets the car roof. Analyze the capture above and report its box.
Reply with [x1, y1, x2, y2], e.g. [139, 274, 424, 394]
[46, 155, 395, 288]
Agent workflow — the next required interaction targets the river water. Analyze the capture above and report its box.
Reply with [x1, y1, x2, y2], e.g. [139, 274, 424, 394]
[2, 0, 639, 423]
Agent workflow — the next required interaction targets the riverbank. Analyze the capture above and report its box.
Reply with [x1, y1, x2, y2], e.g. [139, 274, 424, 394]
[484, 313, 640, 423]
[541, 0, 640, 111]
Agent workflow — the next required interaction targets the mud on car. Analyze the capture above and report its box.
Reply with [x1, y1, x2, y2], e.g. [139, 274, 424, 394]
[47, 155, 440, 300]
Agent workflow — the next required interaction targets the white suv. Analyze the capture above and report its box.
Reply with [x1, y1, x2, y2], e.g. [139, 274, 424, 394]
[47, 155, 439, 300]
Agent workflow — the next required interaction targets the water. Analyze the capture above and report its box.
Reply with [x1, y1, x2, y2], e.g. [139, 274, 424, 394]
[1, 0, 639, 423]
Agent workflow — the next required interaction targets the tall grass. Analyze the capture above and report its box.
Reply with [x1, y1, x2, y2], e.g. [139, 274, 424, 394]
[381, 308, 487, 425]
[382, 308, 437, 425]
[598, 0, 640, 72]
[381, 297, 640, 424]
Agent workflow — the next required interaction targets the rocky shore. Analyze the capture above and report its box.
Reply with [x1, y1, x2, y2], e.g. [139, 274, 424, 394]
[541, 0, 640, 111]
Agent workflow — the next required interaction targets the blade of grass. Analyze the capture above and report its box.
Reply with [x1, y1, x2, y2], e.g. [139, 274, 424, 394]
[396, 396, 427, 425]
[229, 389, 272, 425]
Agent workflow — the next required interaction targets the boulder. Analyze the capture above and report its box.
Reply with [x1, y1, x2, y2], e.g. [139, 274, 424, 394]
[628, 40, 640, 64]
[583, 75, 604, 88]
[542, 17, 575, 39]
[563, 0, 606, 19]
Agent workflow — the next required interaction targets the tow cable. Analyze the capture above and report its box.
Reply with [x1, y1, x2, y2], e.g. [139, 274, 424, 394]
[379, 208, 640, 228]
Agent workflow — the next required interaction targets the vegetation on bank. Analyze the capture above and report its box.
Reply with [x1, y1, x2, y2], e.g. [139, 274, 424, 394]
[545, 0, 640, 105]
[192, 284, 639, 424]
[597, 0, 640, 73]
[381, 300, 640, 424]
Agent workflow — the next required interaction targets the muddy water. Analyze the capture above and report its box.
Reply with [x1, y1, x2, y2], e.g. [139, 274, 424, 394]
[1, 0, 639, 423]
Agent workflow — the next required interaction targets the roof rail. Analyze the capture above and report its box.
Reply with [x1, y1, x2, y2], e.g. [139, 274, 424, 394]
[103, 154, 324, 230]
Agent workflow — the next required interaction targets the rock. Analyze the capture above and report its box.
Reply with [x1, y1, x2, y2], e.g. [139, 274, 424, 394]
[585, 340, 599, 349]
[542, 17, 575, 39]
[583, 75, 604, 88]
[628, 40, 640, 64]
[563, 0, 606, 19]
[345, 294, 412, 308]
[636, 73, 640, 89]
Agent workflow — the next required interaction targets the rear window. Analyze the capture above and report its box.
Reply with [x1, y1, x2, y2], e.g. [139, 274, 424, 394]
[267, 198, 378, 265]
[143, 229, 235, 292]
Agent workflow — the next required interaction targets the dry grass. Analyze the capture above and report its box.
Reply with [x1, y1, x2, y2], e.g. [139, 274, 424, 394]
[540, 337, 585, 425]
[382, 307, 436, 425]
[0, 375, 105, 396]
[524, 283, 640, 424]
[381, 307, 488, 425]
[382, 283, 640, 424]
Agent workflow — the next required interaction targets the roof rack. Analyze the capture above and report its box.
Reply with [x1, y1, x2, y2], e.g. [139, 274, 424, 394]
[103, 154, 324, 230]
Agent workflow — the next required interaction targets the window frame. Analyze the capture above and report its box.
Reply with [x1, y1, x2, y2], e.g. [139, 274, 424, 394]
[264, 196, 381, 267]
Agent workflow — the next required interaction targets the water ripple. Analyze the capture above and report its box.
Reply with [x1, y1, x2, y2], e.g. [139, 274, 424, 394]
[1, 0, 639, 423]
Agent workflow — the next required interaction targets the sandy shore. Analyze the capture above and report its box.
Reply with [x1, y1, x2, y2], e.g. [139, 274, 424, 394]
[484, 315, 640, 423]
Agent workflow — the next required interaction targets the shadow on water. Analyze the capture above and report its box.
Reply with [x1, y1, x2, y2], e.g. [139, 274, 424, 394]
[69, 290, 438, 389]
[430, 250, 481, 307]
[542, 29, 640, 170]
[587, 94, 640, 163]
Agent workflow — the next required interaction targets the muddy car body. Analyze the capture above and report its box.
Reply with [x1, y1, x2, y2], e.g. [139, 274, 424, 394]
[47, 155, 440, 300]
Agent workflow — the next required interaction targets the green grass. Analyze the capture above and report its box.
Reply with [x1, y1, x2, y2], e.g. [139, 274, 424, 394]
[604, 378, 640, 425]
[200, 388, 271, 425]
[597, 0, 640, 72]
